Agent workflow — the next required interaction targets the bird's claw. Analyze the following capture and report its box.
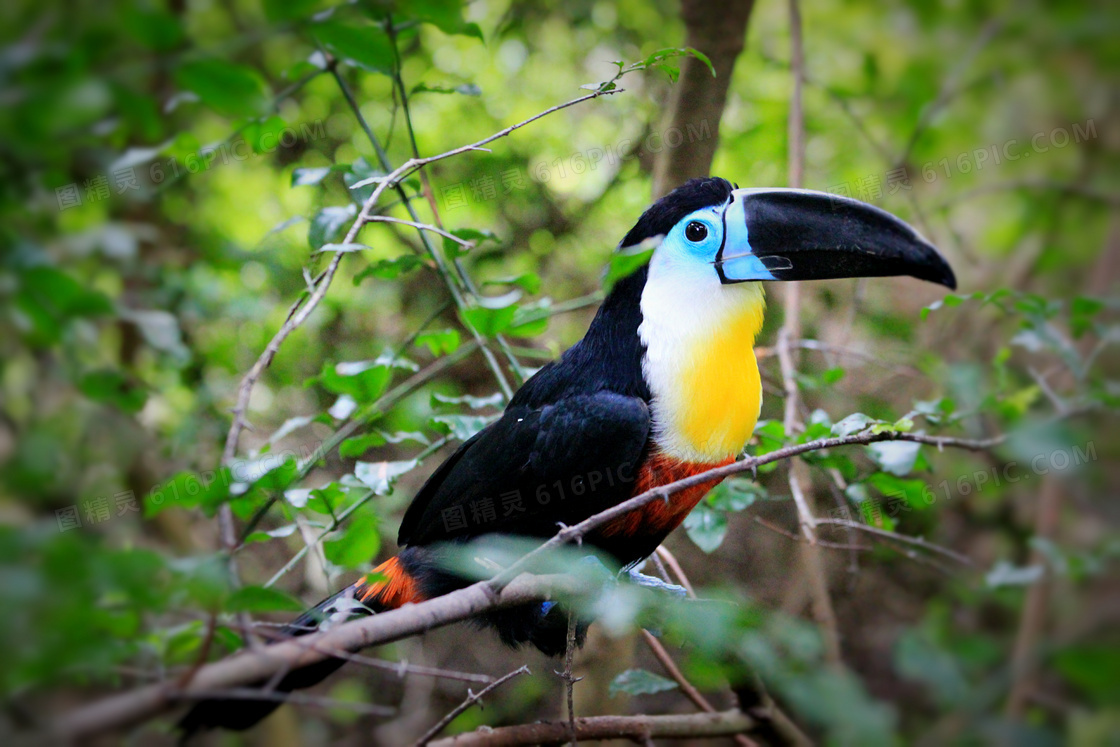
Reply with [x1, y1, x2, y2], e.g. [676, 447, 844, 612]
[626, 568, 688, 597]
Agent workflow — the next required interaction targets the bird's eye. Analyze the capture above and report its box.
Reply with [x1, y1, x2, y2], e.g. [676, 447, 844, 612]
[685, 221, 708, 242]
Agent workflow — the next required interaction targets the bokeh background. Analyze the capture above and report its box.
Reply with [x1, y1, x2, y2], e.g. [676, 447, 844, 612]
[1, 0, 1117, 744]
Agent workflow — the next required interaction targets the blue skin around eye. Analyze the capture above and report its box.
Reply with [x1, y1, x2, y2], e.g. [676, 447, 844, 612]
[670, 205, 776, 282]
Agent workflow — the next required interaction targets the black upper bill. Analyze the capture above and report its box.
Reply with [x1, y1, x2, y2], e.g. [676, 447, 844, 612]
[731, 188, 957, 289]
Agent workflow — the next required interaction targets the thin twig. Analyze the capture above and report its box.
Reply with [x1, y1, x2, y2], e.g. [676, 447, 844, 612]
[413, 666, 531, 747]
[753, 516, 872, 552]
[560, 612, 581, 746]
[640, 631, 759, 747]
[815, 518, 975, 566]
[364, 215, 478, 247]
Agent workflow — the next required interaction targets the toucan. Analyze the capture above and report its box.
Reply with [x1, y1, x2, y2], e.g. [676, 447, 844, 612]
[180, 177, 955, 734]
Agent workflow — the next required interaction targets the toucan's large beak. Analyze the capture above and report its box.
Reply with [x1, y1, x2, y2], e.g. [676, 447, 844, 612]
[716, 188, 956, 289]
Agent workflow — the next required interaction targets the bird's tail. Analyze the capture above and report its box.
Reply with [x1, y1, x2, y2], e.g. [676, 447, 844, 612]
[178, 556, 423, 737]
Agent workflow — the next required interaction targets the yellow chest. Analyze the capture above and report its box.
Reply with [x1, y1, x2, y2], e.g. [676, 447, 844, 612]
[641, 286, 765, 464]
[673, 307, 763, 460]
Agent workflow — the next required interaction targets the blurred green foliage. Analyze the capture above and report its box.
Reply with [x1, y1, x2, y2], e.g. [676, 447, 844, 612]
[0, 0, 1117, 744]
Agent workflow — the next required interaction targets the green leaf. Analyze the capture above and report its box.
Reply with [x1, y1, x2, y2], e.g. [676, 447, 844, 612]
[144, 468, 233, 517]
[431, 410, 484, 443]
[411, 82, 482, 96]
[911, 397, 957, 426]
[1054, 646, 1120, 706]
[460, 294, 519, 337]
[244, 524, 298, 544]
[226, 586, 305, 613]
[414, 328, 461, 356]
[14, 266, 113, 345]
[311, 19, 394, 74]
[308, 204, 357, 249]
[122, 7, 185, 51]
[292, 166, 333, 187]
[1071, 295, 1105, 339]
[312, 360, 393, 403]
[431, 414, 491, 441]
[603, 243, 655, 292]
[706, 478, 764, 512]
[867, 473, 929, 510]
[609, 668, 679, 697]
[340, 433, 387, 459]
[442, 228, 497, 259]
[344, 157, 385, 204]
[684, 502, 728, 553]
[893, 628, 970, 707]
[339, 429, 428, 459]
[752, 420, 787, 454]
[485, 272, 542, 294]
[401, 0, 485, 40]
[119, 309, 188, 359]
[324, 511, 381, 568]
[680, 46, 715, 76]
[507, 306, 550, 338]
[354, 459, 419, 495]
[353, 254, 425, 284]
[431, 391, 504, 410]
[243, 115, 287, 154]
[866, 441, 922, 476]
[831, 413, 875, 437]
[174, 59, 269, 118]
[263, 0, 321, 23]
[78, 370, 147, 414]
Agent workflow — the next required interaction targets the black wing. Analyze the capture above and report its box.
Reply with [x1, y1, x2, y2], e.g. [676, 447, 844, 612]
[397, 392, 650, 547]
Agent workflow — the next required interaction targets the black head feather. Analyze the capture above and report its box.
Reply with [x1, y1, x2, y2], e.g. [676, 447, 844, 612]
[618, 177, 734, 249]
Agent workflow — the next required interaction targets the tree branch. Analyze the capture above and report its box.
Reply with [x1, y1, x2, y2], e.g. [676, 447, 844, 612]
[55, 574, 586, 740]
[59, 426, 1009, 739]
[414, 666, 531, 747]
[427, 709, 757, 746]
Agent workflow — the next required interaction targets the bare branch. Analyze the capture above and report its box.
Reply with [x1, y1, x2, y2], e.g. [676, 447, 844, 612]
[815, 518, 975, 566]
[559, 611, 581, 745]
[55, 575, 587, 740]
[427, 709, 757, 746]
[414, 666, 531, 747]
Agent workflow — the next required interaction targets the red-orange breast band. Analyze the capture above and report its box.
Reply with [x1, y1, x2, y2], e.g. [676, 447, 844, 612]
[599, 451, 733, 539]
[357, 556, 425, 609]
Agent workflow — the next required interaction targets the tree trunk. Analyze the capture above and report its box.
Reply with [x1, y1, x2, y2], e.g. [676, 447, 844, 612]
[651, 0, 756, 199]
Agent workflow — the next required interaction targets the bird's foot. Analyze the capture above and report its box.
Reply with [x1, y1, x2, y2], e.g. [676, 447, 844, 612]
[626, 567, 688, 597]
